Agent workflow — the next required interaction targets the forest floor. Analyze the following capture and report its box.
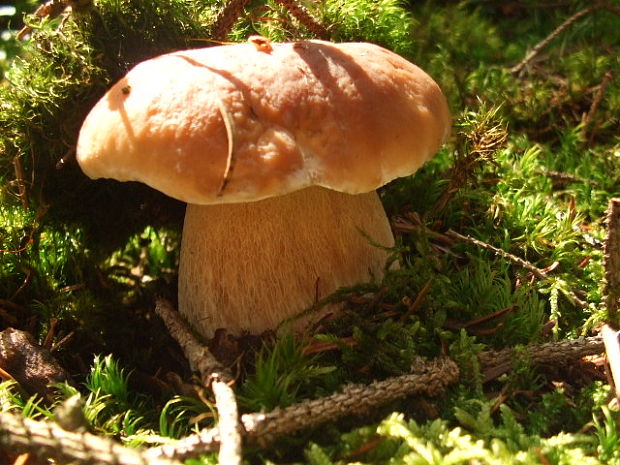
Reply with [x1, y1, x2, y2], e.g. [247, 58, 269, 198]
[0, 1, 620, 464]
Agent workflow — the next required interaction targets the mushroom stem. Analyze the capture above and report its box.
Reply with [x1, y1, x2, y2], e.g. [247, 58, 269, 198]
[178, 186, 395, 337]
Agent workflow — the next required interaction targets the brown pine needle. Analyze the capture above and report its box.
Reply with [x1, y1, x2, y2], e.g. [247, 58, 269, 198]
[444, 305, 517, 331]
[400, 280, 432, 322]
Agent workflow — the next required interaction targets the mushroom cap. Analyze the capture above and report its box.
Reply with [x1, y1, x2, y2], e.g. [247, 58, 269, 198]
[76, 40, 450, 204]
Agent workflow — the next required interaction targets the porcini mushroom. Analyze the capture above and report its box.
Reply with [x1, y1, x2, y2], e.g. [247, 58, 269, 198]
[76, 39, 450, 337]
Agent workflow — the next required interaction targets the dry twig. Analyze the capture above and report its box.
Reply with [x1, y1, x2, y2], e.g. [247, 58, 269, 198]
[149, 335, 606, 460]
[446, 230, 548, 279]
[446, 229, 588, 308]
[12, 453, 30, 465]
[604, 198, 620, 320]
[0, 336, 606, 464]
[479, 335, 603, 382]
[212, 0, 329, 41]
[16, 0, 91, 40]
[211, 0, 253, 41]
[147, 357, 459, 461]
[582, 71, 614, 144]
[543, 170, 599, 186]
[0, 411, 181, 465]
[12, 157, 29, 210]
[272, 0, 330, 39]
[602, 325, 620, 401]
[510, 5, 602, 75]
[154, 299, 242, 465]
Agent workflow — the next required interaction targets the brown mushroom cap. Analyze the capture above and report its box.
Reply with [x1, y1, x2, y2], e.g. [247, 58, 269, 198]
[76, 40, 450, 203]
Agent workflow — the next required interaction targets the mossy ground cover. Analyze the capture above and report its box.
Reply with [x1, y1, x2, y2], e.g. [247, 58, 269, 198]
[0, 1, 619, 464]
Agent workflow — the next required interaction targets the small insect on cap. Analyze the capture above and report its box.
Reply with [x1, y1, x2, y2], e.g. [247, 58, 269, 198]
[76, 39, 450, 204]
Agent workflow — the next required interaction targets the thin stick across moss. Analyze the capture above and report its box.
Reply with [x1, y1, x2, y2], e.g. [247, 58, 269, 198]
[510, 5, 602, 75]
[604, 198, 620, 320]
[154, 298, 242, 465]
[0, 335, 605, 464]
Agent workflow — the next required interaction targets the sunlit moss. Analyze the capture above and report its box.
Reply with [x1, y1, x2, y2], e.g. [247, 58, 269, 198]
[0, 1, 619, 464]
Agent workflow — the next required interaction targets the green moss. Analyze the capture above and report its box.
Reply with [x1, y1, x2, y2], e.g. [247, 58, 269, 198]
[322, 0, 415, 57]
[1, 1, 619, 464]
[239, 335, 337, 411]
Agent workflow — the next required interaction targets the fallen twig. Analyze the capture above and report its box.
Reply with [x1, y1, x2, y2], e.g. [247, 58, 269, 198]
[273, 0, 330, 39]
[582, 71, 614, 144]
[244, 357, 457, 448]
[149, 335, 606, 460]
[154, 300, 234, 386]
[0, 410, 181, 465]
[16, 0, 92, 40]
[479, 335, 604, 382]
[400, 280, 433, 322]
[446, 229, 549, 280]
[543, 170, 599, 187]
[600, 2, 620, 17]
[446, 229, 588, 308]
[147, 357, 459, 460]
[602, 325, 620, 401]
[12, 453, 30, 465]
[154, 298, 242, 465]
[211, 0, 253, 41]
[604, 198, 620, 320]
[0, 335, 606, 464]
[510, 5, 602, 75]
[12, 157, 29, 210]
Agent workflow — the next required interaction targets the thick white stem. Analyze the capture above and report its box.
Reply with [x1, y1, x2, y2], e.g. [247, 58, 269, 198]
[178, 186, 395, 337]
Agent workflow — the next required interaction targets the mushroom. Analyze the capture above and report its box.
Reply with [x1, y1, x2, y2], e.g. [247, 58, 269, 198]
[76, 38, 451, 337]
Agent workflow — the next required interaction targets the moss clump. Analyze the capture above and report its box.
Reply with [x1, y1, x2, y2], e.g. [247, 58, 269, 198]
[0, 1, 216, 251]
[1, 1, 620, 464]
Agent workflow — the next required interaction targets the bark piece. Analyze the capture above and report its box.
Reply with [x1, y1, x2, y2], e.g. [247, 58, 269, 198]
[0, 328, 69, 400]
